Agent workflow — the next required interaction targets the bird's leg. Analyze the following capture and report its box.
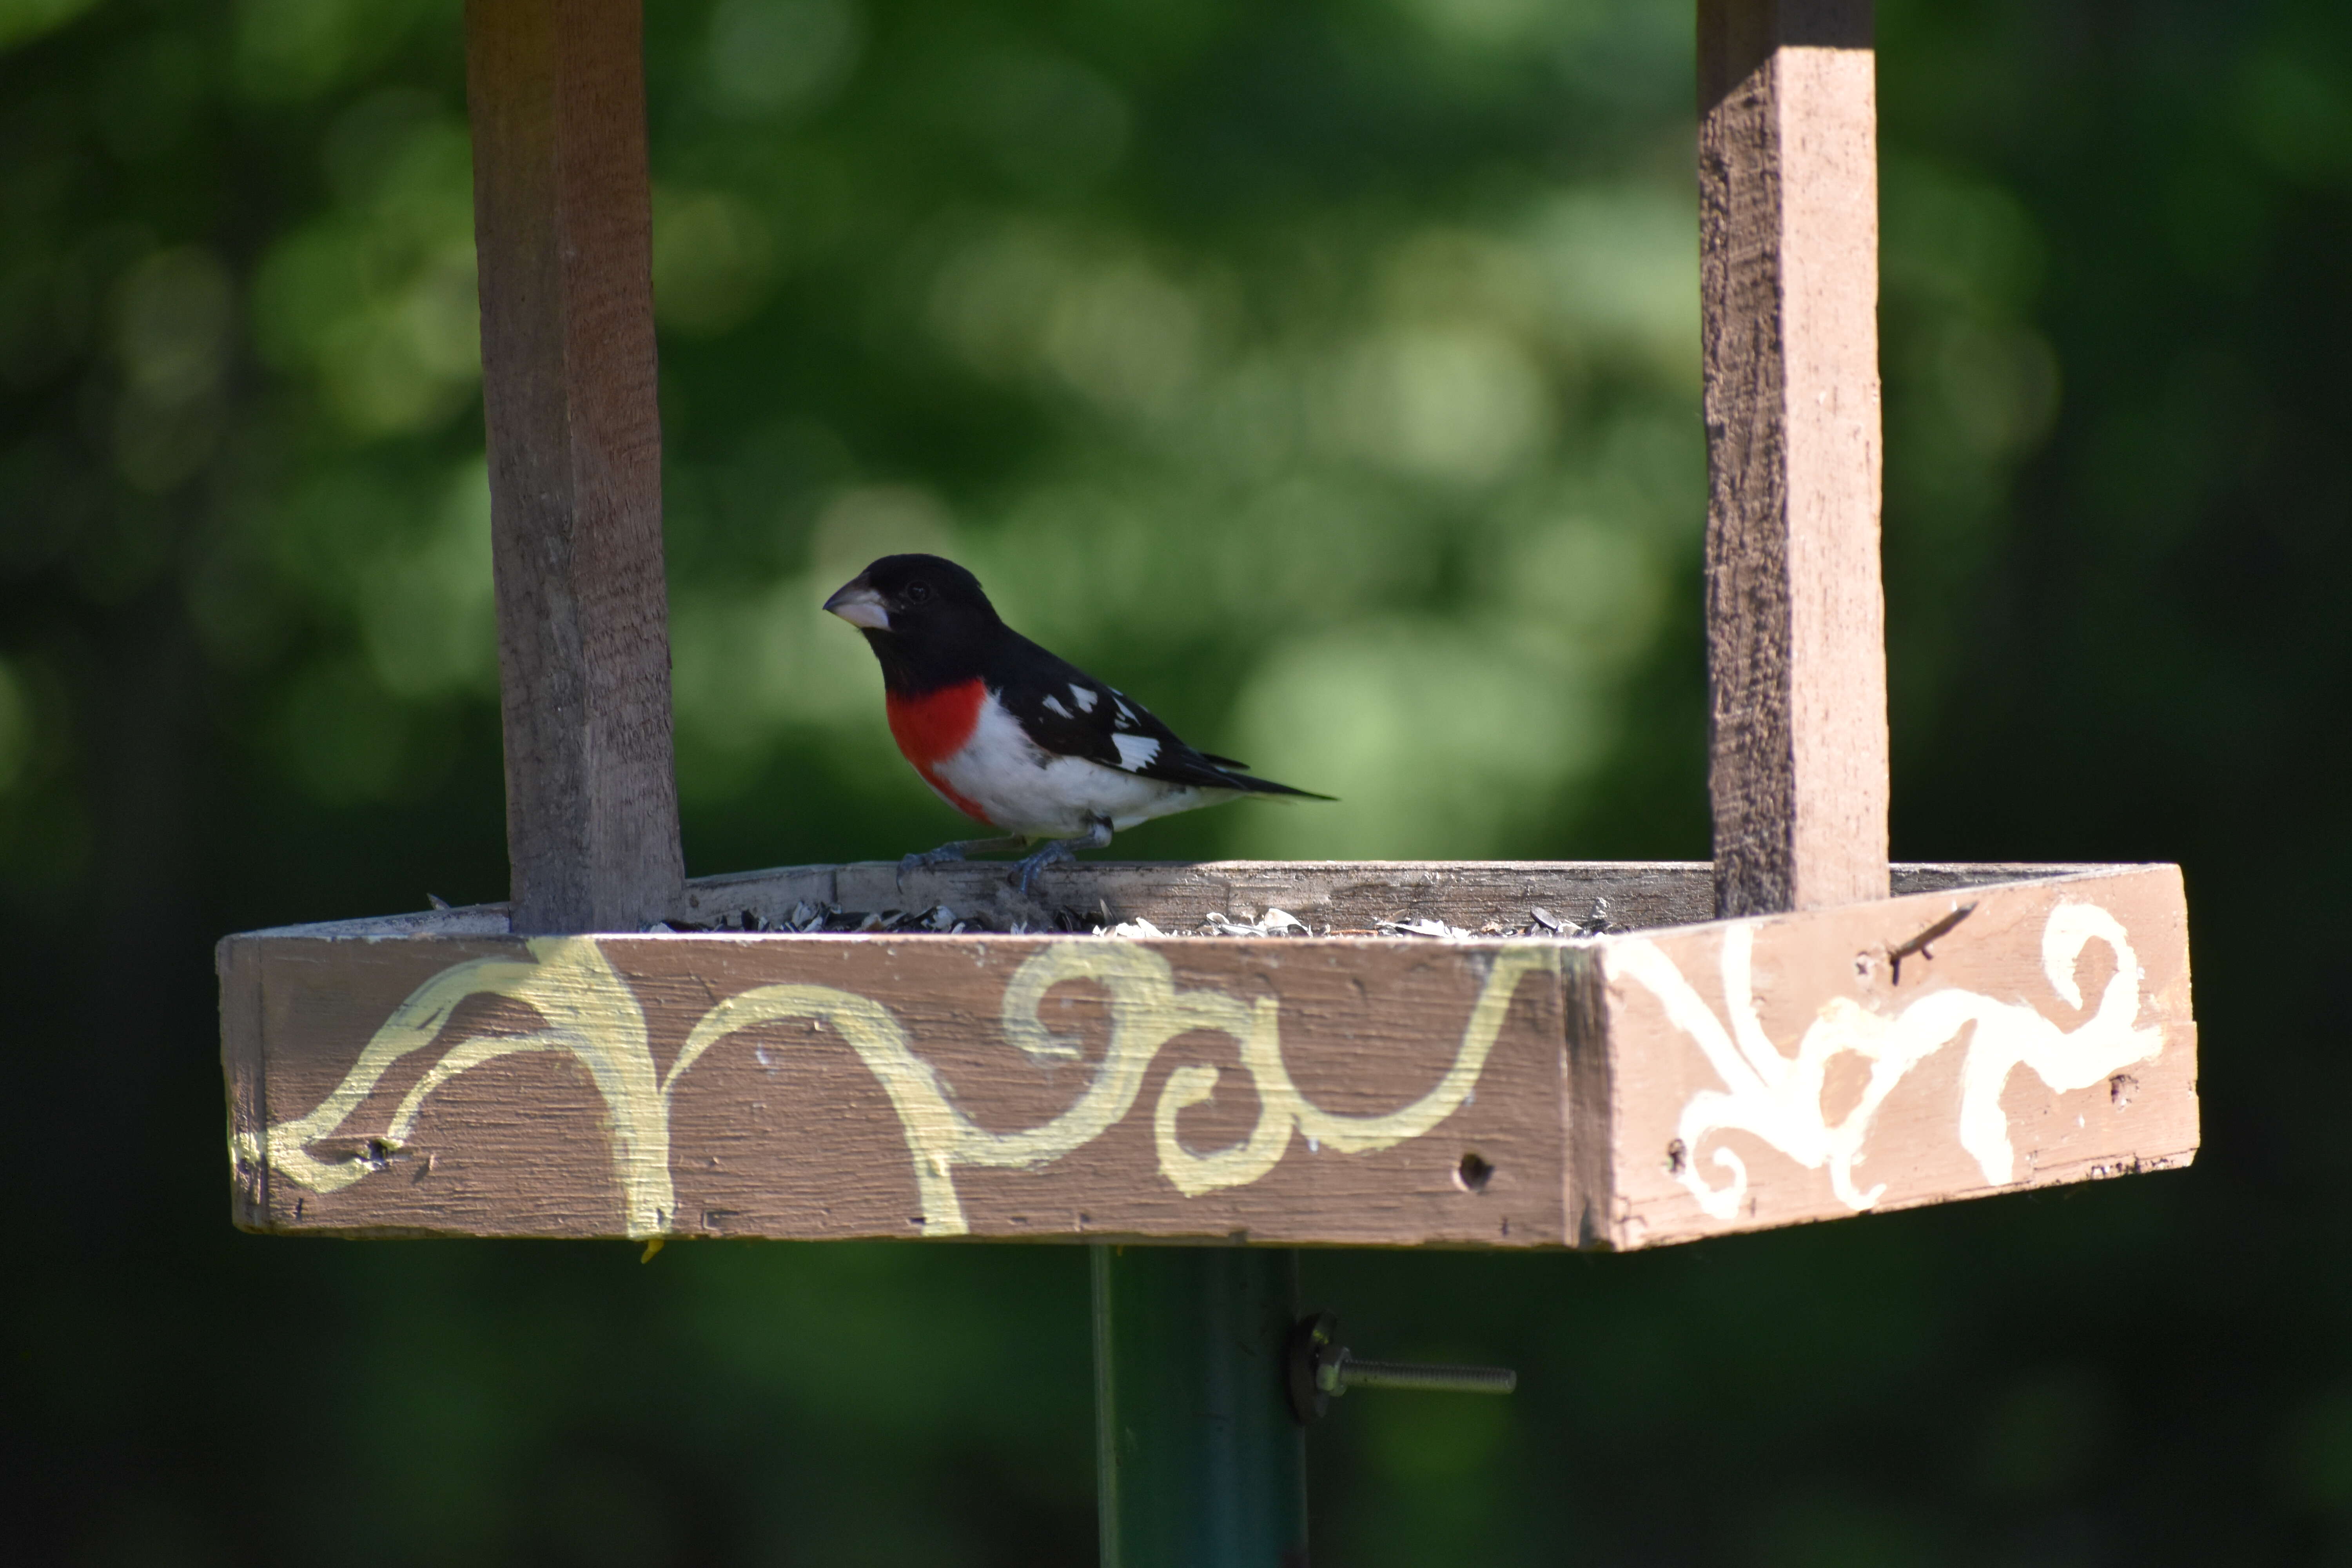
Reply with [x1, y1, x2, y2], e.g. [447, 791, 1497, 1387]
[898, 835, 1030, 884]
[1009, 817, 1114, 896]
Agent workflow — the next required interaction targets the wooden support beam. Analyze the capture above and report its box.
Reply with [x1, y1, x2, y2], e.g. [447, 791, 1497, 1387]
[219, 864, 2196, 1248]
[1699, 0, 1889, 917]
[466, 0, 682, 935]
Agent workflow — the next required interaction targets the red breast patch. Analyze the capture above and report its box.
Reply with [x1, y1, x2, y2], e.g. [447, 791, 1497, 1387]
[885, 679, 991, 822]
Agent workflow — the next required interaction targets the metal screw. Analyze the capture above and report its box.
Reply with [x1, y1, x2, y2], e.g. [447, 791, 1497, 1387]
[1285, 1312, 1517, 1423]
[1319, 1350, 1518, 1396]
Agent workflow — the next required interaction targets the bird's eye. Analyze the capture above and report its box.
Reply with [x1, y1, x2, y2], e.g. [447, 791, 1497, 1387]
[904, 581, 933, 603]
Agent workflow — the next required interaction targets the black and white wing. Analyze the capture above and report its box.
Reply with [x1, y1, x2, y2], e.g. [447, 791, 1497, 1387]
[989, 635, 1327, 799]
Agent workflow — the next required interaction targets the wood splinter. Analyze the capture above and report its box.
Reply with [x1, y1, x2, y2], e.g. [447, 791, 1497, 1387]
[1887, 901, 1975, 985]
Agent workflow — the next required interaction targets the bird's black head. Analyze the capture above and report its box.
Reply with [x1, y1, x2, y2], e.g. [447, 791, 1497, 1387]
[823, 554, 1004, 691]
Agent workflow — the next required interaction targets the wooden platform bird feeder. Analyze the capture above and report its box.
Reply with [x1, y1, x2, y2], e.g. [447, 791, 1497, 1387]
[218, 2, 2198, 1561]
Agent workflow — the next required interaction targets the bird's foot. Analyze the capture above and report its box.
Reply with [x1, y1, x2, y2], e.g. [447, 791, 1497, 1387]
[1007, 819, 1112, 896]
[898, 835, 1029, 888]
[1008, 840, 1073, 897]
[899, 844, 966, 881]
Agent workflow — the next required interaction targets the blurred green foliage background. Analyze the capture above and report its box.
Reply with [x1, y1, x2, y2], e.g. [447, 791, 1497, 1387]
[5, 0, 2349, 1561]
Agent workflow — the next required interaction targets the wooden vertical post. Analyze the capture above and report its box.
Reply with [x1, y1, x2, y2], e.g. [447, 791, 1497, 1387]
[1699, 0, 1890, 918]
[466, 0, 683, 934]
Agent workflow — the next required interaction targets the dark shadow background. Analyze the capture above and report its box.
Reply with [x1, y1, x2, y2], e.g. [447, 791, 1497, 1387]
[5, 0, 2348, 1562]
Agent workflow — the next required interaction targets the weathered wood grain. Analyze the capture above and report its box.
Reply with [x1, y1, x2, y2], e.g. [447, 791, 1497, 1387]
[217, 936, 267, 1230]
[243, 860, 2095, 942]
[220, 864, 2194, 1247]
[233, 930, 1572, 1245]
[467, 0, 682, 933]
[1699, 0, 1889, 917]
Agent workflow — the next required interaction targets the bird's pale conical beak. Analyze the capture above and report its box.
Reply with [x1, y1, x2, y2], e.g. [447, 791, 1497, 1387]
[823, 577, 890, 631]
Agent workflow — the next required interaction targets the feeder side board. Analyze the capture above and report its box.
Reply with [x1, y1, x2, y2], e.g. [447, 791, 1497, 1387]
[220, 936, 268, 1231]
[220, 866, 2195, 1249]
[1586, 862, 2197, 1249]
[467, 0, 683, 935]
[1699, 0, 1889, 917]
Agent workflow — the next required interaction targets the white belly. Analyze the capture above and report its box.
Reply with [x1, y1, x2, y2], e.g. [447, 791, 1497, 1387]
[931, 696, 1227, 837]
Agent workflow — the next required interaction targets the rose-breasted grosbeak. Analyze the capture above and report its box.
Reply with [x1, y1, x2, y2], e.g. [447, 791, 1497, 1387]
[824, 554, 1330, 891]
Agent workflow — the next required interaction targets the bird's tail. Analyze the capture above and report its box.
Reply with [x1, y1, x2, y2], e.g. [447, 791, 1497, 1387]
[1201, 754, 1334, 800]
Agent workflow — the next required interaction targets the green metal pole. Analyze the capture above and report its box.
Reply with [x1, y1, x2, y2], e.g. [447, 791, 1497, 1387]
[1092, 1245, 1308, 1568]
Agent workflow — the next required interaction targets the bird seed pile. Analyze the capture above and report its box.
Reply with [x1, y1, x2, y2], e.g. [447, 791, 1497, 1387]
[661, 897, 1615, 940]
